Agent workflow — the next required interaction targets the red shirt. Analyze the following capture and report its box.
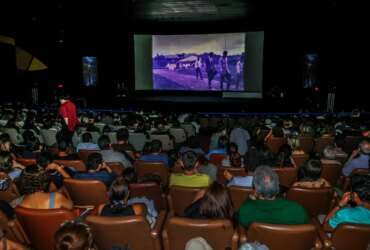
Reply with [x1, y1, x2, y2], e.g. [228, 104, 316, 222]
[59, 100, 78, 132]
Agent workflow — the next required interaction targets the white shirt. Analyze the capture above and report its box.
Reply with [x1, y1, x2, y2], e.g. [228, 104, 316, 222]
[230, 127, 250, 155]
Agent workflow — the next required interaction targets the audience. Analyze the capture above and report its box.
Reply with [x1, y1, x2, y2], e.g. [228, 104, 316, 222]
[207, 136, 228, 160]
[0, 152, 22, 181]
[230, 121, 251, 156]
[221, 142, 244, 168]
[294, 159, 331, 188]
[342, 138, 370, 176]
[98, 135, 132, 168]
[179, 136, 205, 156]
[55, 139, 79, 160]
[76, 132, 99, 152]
[112, 128, 135, 153]
[139, 140, 169, 167]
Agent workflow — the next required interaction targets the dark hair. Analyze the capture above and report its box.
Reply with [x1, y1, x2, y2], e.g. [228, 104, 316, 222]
[142, 142, 152, 155]
[54, 220, 96, 250]
[86, 153, 103, 171]
[298, 159, 323, 181]
[151, 140, 162, 153]
[37, 151, 54, 169]
[181, 151, 198, 171]
[57, 139, 68, 152]
[98, 135, 110, 150]
[116, 128, 129, 142]
[187, 136, 200, 149]
[108, 177, 130, 213]
[227, 142, 238, 154]
[351, 175, 370, 202]
[18, 165, 50, 195]
[81, 132, 93, 143]
[0, 200, 15, 220]
[275, 144, 292, 167]
[122, 168, 137, 184]
[272, 127, 284, 138]
[22, 130, 40, 152]
[199, 182, 233, 220]
[0, 151, 13, 173]
[102, 125, 112, 134]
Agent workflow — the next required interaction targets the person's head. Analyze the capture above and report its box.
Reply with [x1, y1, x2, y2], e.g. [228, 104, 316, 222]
[57, 139, 69, 153]
[54, 220, 96, 250]
[253, 165, 280, 199]
[298, 159, 323, 182]
[227, 142, 238, 154]
[116, 128, 129, 142]
[81, 133, 93, 143]
[122, 167, 137, 184]
[102, 125, 112, 134]
[200, 182, 233, 220]
[37, 151, 54, 169]
[209, 52, 214, 57]
[151, 140, 162, 154]
[223, 50, 228, 57]
[108, 177, 130, 205]
[98, 135, 111, 150]
[0, 200, 15, 221]
[351, 174, 370, 203]
[86, 153, 103, 171]
[0, 137, 12, 152]
[276, 144, 292, 166]
[0, 151, 13, 173]
[181, 151, 199, 171]
[322, 145, 337, 160]
[359, 139, 370, 154]
[230, 153, 243, 168]
[142, 142, 152, 155]
[18, 165, 50, 195]
[22, 130, 39, 151]
[58, 93, 70, 105]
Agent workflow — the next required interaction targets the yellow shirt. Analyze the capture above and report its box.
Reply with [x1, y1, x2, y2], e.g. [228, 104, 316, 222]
[169, 173, 212, 188]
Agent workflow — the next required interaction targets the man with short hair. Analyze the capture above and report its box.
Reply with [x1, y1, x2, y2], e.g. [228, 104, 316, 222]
[139, 140, 169, 167]
[58, 93, 78, 145]
[112, 128, 135, 153]
[342, 139, 370, 176]
[76, 132, 99, 152]
[229, 122, 250, 156]
[169, 151, 212, 188]
[73, 152, 117, 187]
[98, 135, 132, 168]
[239, 165, 309, 227]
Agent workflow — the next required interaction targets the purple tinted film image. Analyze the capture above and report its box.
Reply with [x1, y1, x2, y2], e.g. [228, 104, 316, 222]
[152, 33, 246, 91]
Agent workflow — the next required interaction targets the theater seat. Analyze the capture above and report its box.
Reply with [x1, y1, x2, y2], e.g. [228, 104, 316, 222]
[15, 207, 76, 250]
[78, 149, 100, 164]
[168, 186, 203, 216]
[106, 162, 125, 176]
[324, 223, 370, 250]
[314, 136, 335, 154]
[244, 222, 320, 250]
[16, 158, 37, 167]
[134, 160, 169, 186]
[169, 128, 187, 144]
[63, 178, 108, 207]
[228, 186, 253, 212]
[217, 166, 247, 185]
[86, 210, 166, 250]
[274, 167, 298, 188]
[150, 134, 174, 151]
[129, 133, 147, 152]
[40, 129, 58, 147]
[0, 212, 29, 245]
[286, 187, 334, 217]
[291, 154, 309, 168]
[129, 182, 164, 211]
[299, 136, 314, 153]
[266, 137, 287, 154]
[54, 159, 87, 172]
[321, 162, 342, 186]
[162, 217, 239, 250]
[209, 154, 226, 166]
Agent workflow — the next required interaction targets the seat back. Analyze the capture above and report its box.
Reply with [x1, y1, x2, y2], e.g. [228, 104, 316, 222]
[266, 137, 287, 154]
[15, 207, 75, 250]
[134, 161, 169, 186]
[181, 124, 196, 137]
[3, 128, 23, 145]
[291, 154, 309, 168]
[228, 186, 253, 212]
[105, 132, 117, 144]
[209, 154, 226, 166]
[78, 149, 100, 164]
[129, 182, 163, 211]
[16, 158, 37, 167]
[217, 166, 247, 184]
[168, 186, 203, 216]
[343, 136, 363, 154]
[63, 178, 108, 207]
[90, 132, 101, 144]
[106, 162, 125, 176]
[162, 217, 237, 250]
[40, 129, 57, 147]
[331, 223, 370, 250]
[287, 187, 334, 217]
[299, 136, 314, 153]
[129, 133, 147, 151]
[86, 215, 157, 250]
[150, 134, 174, 151]
[247, 222, 317, 250]
[273, 167, 298, 188]
[94, 123, 106, 133]
[321, 162, 342, 186]
[314, 136, 335, 154]
[169, 128, 187, 144]
[54, 160, 87, 172]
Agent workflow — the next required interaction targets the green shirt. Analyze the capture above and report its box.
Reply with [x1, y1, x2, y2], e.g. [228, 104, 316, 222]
[169, 173, 212, 188]
[329, 206, 370, 229]
[239, 199, 310, 227]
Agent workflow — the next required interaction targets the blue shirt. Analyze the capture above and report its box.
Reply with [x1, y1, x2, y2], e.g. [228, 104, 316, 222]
[342, 154, 369, 176]
[74, 171, 117, 187]
[227, 176, 253, 188]
[139, 153, 170, 167]
[76, 142, 100, 152]
[329, 206, 370, 229]
[206, 148, 227, 160]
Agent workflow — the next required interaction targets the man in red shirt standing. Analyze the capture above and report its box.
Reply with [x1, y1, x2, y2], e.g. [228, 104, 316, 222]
[59, 93, 78, 145]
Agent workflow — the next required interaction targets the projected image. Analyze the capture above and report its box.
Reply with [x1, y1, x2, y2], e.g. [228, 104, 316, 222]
[82, 56, 98, 87]
[303, 53, 319, 89]
[152, 33, 245, 91]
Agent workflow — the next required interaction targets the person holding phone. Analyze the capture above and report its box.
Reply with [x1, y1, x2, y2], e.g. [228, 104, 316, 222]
[342, 139, 370, 176]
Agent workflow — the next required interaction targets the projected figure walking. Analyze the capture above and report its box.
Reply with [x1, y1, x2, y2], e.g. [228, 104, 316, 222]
[195, 56, 203, 80]
[235, 54, 244, 90]
[206, 52, 217, 89]
[219, 50, 231, 90]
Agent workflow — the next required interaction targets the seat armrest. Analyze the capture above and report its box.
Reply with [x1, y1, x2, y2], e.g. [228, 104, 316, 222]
[231, 228, 240, 250]
[151, 210, 167, 239]
[238, 225, 247, 244]
[311, 218, 328, 249]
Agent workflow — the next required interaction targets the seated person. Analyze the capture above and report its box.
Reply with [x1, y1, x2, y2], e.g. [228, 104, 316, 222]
[138, 140, 169, 167]
[209, 121, 226, 150]
[98, 177, 144, 217]
[184, 182, 234, 220]
[20, 130, 43, 159]
[324, 174, 370, 229]
[224, 169, 253, 188]
[74, 152, 117, 187]
[239, 165, 310, 227]
[112, 128, 136, 154]
[0, 173, 20, 203]
[98, 135, 132, 168]
[0, 152, 22, 180]
[321, 145, 342, 165]
[207, 136, 228, 160]
[342, 139, 370, 176]
[265, 126, 285, 142]
[19, 165, 73, 209]
[197, 156, 217, 182]
[54, 139, 79, 160]
[76, 132, 99, 152]
[293, 159, 331, 188]
[54, 220, 98, 250]
[169, 151, 212, 188]
[179, 136, 205, 156]
[273, 144, 295, 168]
[0, 229, 27, 250]
[287, 131, 305, 155]
[221, 142, 244, 168]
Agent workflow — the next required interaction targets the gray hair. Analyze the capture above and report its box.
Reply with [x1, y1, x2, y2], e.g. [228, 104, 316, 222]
[253, 165, 280, 199]
[239, 242, 269, 250]
[323, 145, 336, 160]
